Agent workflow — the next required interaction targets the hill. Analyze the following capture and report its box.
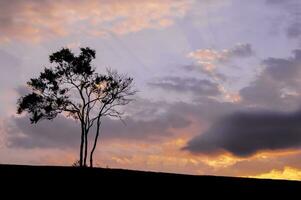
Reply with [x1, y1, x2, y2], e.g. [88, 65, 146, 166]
[0, 164, 300, 195]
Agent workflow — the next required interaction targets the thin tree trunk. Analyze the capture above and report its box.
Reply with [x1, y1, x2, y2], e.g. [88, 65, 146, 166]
[79, 123, 85, 167]
[83, 128, 88, 167]
[90, 118, 101, 168]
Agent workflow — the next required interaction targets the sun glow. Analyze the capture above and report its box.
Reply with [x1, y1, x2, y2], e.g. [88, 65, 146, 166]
[250, 167, 301, 181]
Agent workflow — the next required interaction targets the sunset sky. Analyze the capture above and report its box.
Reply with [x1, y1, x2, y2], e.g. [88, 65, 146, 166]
[1, 0, 301, 180]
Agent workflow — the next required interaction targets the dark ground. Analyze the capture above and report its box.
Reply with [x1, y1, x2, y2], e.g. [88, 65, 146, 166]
[0, 164, 300, 196]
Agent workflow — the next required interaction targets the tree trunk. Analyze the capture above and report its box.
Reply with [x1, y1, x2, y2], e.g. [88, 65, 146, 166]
[79, 123, 85, 167]
[90, 119, 101, 168]
[83, 128, 88, 167]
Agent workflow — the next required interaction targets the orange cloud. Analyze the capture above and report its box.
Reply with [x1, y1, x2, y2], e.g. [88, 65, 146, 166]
[93, 137, 247, 176]
[188, 49, 227, 69]
[188, 43, 253, 73]
[0, 0, 192, 43]
[250, 167, 301, 181]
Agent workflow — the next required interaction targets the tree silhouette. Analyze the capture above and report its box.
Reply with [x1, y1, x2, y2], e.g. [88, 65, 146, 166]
[17, 47, 135, 167]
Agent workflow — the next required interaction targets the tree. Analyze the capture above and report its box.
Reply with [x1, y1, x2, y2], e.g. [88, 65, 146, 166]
[17, 47, 136, 167]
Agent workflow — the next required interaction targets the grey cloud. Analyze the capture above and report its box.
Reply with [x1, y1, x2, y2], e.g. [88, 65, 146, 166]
[228, 43, 254, 58]
[183, 110, 301, 157]
[148, 76, 221, 97]
[182, 50, 301, 158]
[6, 95, 241, 149]
[219, 43, 254, 62]
[265, 0, 298, 5]
[7, 102, 192, 148]
[101, 113, 190, 140]
[266, 0, 301, 40]
[287, 22, 301, 39]
[240, 49, 301, 110]
[8, 115, 80, 149]
[183, 64, 228, 82]
[263, 49, 301, 84]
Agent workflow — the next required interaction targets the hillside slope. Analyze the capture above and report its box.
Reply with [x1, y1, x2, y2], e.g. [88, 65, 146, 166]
[0, 164, 300, 195]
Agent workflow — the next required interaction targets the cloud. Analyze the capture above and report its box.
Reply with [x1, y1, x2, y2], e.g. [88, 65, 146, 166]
[182, 49, 301, 159]
[262, 50, 301, 86]
[207, 149, 301, 177]
[251, 167, 301, 181]
[240, 49, 301, 110]
[101, 112, 191, 140]
[188, 43, 254, 72]
[183, 109, 301, 157]
[148, 76, 221, 97]
[7, 115, 80, 149]
[229, 43, 254, 58]
[266, 0, 301, 40]
[0, 0, 192, 43]
[186, 44, 252, 103]
[6, 93, 243, 150]
[7, 100, 192, 148]
[287, 22, 301, 39]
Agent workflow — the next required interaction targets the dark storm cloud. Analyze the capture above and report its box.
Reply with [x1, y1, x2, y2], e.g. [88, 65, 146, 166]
[240, 49, 301, 109]
[148, 76, 220, 97]
[183, 110, 301, 157]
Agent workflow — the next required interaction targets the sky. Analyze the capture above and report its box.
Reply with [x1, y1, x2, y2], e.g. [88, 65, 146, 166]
[1, 0, 301, 180]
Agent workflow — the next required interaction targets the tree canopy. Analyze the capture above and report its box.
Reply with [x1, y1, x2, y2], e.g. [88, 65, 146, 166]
[17, 47, 136, 167]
